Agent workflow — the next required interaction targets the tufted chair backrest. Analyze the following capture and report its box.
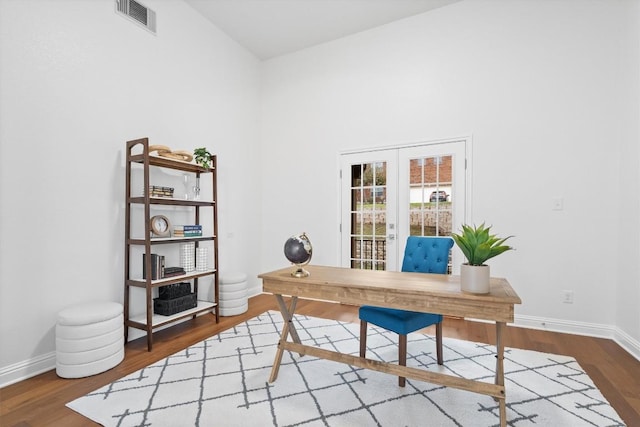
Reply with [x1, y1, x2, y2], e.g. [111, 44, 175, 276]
[400, 236, 454, 274]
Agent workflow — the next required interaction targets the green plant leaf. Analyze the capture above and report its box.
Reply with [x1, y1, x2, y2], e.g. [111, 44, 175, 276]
[474, 243, 492, 265]
[451, 223, 514, 265]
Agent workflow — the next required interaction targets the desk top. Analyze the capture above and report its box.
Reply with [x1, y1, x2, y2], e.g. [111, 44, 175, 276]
[259, 265, 521, 323]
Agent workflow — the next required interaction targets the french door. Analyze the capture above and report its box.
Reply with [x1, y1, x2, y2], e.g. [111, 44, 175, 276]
[340, 150, 398, 270]
[340, 138, 469, 272]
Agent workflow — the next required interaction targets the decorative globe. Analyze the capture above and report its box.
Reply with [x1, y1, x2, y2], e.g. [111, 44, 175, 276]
[284, 232, 312, 277]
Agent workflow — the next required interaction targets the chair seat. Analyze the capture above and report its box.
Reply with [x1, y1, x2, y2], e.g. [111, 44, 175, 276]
[359, 306, 442, 335]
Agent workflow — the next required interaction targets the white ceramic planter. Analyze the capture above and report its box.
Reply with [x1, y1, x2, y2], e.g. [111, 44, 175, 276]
[460, 264, 490, 294]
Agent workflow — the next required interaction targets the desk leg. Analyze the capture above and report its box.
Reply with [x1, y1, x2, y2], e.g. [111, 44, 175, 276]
[495, 321, 507, 427]
[275, 294, 302, 345]
[269, 295, 299, 383]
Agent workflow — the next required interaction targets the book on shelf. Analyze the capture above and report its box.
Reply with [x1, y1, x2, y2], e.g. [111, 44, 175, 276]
[174, 225, 202, 231]
[173, 231, 203, 237]
[163, 270, 186, 278]
[145, 185, 174, 198]
[164, 266, 185, 276]
[142, 253, 165, 280]
[173, 225, 203, 237]
[149, 191, 173, 198]
[148, 185, 174, 192]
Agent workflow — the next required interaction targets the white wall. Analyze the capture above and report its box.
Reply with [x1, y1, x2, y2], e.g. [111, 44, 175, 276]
[2, 0, 639, 387]
[259, 0, 640, 353]
[0, 0, 261, 385]
[616, 0, 640, 353]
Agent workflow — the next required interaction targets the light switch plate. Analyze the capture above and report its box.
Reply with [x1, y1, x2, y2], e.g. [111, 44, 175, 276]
[552, 197, 564, 211]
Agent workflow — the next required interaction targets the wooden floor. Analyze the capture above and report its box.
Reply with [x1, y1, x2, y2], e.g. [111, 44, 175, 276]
[1, 294, 639, 426]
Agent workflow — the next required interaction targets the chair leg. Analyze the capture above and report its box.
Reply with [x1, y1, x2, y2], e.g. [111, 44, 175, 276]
[398, 334, 407, 387]
[436, 322, 443, 365]
[359, 321, 368, 358]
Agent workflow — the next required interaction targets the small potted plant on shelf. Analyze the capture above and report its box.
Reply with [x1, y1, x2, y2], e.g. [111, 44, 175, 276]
[451, 223, 514, 294]
[193, 147, 213, 169]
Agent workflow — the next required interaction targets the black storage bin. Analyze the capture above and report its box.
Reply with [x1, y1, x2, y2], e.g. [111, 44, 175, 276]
[158, 282, 191, 300]
[153, 293, 197, 315]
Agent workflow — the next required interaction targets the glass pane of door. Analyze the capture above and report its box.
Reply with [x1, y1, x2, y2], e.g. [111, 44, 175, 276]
[341, 151, 397, 271]
[351, 161, 386, 270]
[398, 140, 467, 273]
[408, 155, 453, 237]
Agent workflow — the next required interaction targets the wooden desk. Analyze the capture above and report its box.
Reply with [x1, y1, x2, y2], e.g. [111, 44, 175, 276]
[259, 265, 522, 427]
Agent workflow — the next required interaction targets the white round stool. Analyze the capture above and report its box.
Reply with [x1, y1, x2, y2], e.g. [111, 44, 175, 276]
[219, 272, 248, 316]
[56, 302, 124, 378]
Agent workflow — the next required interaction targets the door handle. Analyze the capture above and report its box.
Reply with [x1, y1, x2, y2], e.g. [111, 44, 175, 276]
[387, 234, 395, 241]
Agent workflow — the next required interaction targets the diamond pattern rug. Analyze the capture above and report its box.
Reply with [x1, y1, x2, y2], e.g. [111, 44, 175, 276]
[67, 311, 625, 426]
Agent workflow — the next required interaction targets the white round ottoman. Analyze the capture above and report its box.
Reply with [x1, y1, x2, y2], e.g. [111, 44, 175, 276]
[56, 302, 124, 378]
[219, 272, 248, 316]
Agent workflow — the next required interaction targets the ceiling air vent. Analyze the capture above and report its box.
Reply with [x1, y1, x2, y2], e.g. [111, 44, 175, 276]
[115, 0, 156, 34]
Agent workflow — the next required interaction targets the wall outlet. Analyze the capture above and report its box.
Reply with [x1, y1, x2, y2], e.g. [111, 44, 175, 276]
[562, 290, 574, 304]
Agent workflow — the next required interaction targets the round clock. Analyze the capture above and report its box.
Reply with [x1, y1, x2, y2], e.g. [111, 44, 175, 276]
[150, 215, 171, 237]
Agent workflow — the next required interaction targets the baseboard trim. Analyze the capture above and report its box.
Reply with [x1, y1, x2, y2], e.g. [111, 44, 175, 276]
[613, 327, 640, 362]
[247, 286, 262, 299]
[514, 314, 640, 362]
[513, 314, 616, 337]
[0, 351, 56, 389]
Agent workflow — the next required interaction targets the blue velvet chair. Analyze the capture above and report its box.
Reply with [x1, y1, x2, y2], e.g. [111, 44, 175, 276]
[359, 236, 454, 387]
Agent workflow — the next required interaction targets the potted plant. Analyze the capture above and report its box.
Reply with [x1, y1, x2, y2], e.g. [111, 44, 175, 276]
[451, 223, 514, 294]
[193, 147, 213, 170]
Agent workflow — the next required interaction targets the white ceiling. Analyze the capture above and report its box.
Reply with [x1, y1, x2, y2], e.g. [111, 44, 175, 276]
[184, 0, 460, 60]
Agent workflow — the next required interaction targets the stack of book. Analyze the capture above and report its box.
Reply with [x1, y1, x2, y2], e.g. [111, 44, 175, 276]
[142, 255, 186, 280]
[163, 266, 186, 278]
[173, 224, 202, 237]
[145, 185, 174, 198]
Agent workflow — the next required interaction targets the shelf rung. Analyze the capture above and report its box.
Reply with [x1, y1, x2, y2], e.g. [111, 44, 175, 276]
[128, 300, 217, 327]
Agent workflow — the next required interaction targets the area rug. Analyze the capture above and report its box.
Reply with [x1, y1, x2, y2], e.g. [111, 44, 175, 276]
[67, 311, 625, 426]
